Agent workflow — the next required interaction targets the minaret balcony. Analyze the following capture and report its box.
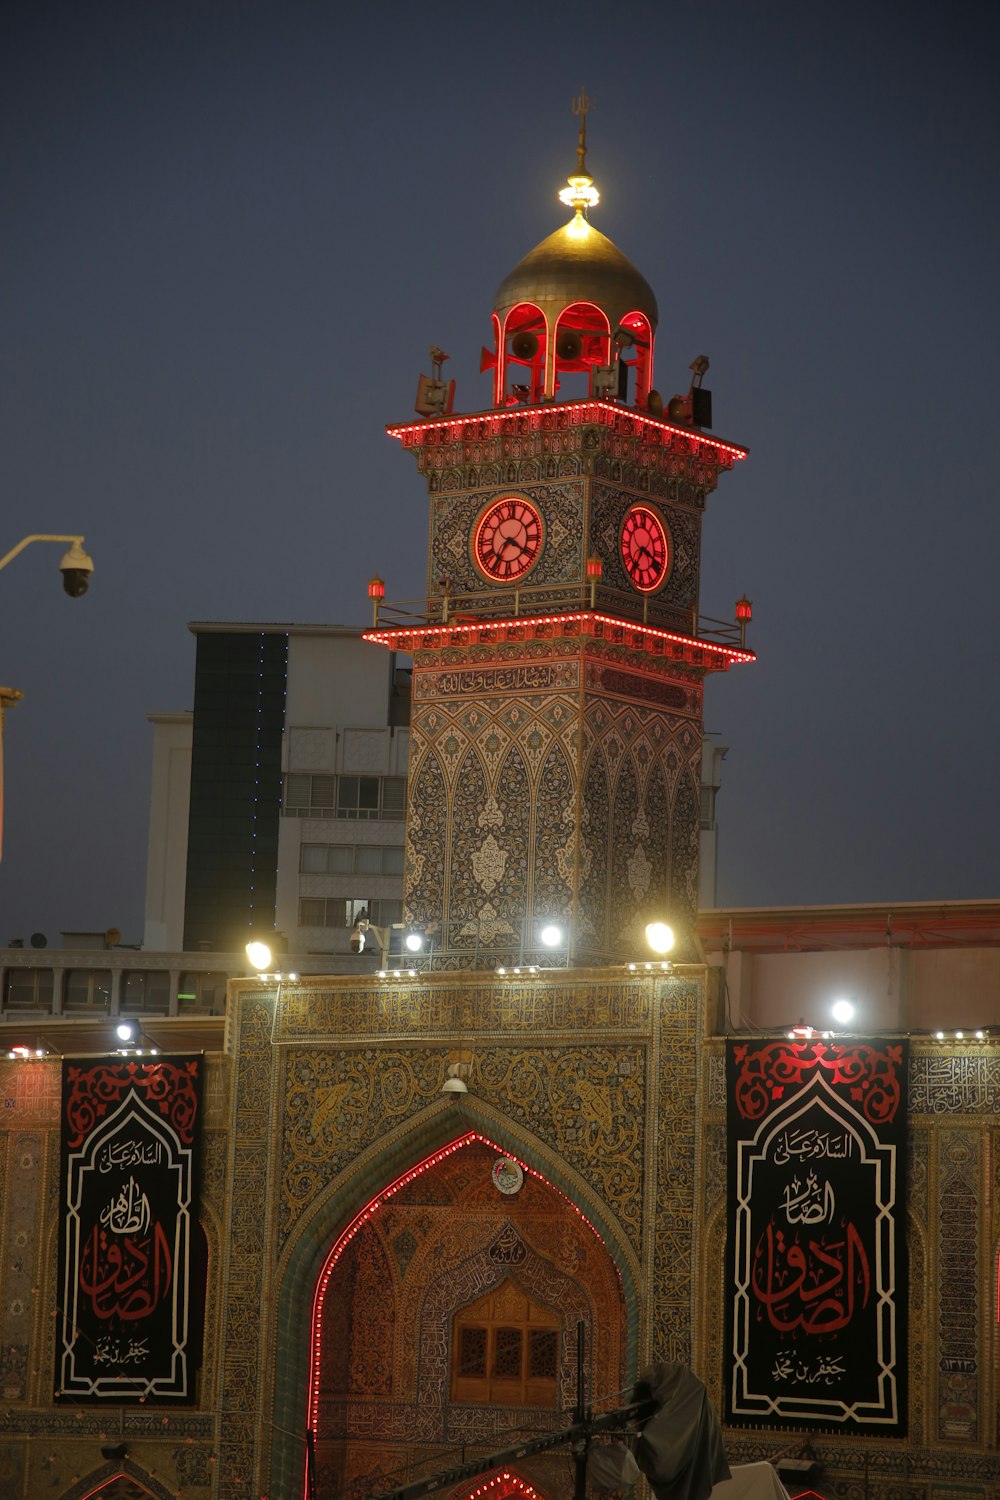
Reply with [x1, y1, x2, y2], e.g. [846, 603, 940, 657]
[364, 579, 754, 673]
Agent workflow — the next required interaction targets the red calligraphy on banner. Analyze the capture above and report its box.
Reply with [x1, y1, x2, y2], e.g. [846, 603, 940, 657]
[79, 1220, 174, 1321]
[751, 1220, 871, 1335]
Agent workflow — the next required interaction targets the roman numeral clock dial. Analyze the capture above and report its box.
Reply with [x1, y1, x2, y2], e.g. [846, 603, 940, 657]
[621, 505, 670, 592]
[473, 497, 543, 582]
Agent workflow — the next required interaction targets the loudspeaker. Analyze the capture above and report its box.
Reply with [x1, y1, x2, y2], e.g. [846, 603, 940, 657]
[509, 330, 539, 361]
[556, 328, 583, 361]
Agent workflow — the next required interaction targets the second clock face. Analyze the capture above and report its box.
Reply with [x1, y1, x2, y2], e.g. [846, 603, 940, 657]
[621, 505, 670, 592]
[473, 496, 543, 582]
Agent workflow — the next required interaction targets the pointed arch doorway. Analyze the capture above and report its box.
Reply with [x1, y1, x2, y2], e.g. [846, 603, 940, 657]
[54, 1470, 177, 1500]
[303, 1130, 631, 1500]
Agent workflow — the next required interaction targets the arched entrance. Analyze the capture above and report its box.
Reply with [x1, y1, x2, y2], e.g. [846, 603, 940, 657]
[55, 1468, 177, 1500]
[452, 1470, 548, 1500]
[271, 1118, 637, 1500]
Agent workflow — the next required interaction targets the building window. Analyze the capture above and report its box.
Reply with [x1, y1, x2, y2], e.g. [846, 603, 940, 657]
[64, 969, 112, 1012]
[297, 898, 403, 930]
[300, 843, 404, 876]
[284, 774, 406, 820]
[450, 1281, 560, 1407]
[176, 971, 229, 1014]
[122, 971, 172, 1014]
[2, 968, 54, 1012]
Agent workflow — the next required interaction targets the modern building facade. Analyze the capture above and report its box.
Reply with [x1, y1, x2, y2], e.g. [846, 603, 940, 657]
[144, 624, 411, 956]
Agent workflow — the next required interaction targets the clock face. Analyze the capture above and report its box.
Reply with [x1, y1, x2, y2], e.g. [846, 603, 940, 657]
[620, 505, 670, 592]
[473, 496, 543, 582]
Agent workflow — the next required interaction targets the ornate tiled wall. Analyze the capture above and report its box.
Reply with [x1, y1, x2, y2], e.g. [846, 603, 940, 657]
[405, 638, 704, 963]
[209, 969, 704, 1500]
[2, 1006, 996, 1500]
[701, 1042, 999, 1498]
[0, 1054, 229, 1500]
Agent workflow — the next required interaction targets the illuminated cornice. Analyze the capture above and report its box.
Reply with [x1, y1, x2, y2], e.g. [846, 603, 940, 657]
[364, 609, 755, 672]
[387, 398, 748, 465]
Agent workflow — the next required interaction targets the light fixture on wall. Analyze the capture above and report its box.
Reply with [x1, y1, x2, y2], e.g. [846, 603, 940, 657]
[830, 997, 856, 1026]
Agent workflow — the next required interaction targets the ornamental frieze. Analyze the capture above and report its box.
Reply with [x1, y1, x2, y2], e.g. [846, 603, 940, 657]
[407, 635, 717, 686]
[415, 661, 578, 698]
[393, 406, 742, 473]
[585, 662, 695, 712]
[277, 976, 654, 1039]
[909, 1052, 1000, 1113]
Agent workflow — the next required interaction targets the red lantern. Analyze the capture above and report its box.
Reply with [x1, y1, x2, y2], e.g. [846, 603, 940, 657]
[368, 575, 386, 626]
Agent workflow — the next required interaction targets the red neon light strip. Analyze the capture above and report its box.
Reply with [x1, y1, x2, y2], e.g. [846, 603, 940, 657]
[387, 398, 748, 462]
[305, 1130, 618, 1492]
[458, 1471, 544, 1500]
[363, 610, 755, 664]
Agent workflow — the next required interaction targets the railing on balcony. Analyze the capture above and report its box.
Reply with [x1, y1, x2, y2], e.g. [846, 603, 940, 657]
[368, 576, 749, 647]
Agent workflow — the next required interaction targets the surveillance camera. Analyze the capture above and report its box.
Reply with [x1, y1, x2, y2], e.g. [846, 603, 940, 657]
[59, 540, 94, 598]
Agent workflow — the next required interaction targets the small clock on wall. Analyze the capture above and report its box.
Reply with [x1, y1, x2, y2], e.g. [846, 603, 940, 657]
[620, 504, 670, 592]
[473, 496, 543, 582]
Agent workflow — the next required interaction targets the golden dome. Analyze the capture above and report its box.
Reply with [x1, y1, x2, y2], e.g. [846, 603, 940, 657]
[494, 215, 658, 332]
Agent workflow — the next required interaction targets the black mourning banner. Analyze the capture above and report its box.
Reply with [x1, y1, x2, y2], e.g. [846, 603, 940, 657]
[726, 1038, 907, 1433]
[57, 1056, 203, 1402]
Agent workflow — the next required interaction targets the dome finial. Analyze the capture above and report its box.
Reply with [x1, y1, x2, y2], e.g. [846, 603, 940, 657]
[559, 86, 600, 217]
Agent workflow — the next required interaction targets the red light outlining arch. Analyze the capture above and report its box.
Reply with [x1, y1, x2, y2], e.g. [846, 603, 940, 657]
[619, 309, 655, 404]
[74, 1475, 172, 1500]
[306, 1130, 619, 1469]
[499, 303, 550, 405]
[455, 1469, 546, 1500]
[77, 1481, 127, 1500]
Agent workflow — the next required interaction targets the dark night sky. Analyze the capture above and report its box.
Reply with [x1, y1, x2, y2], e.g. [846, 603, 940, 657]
[2, 1, 998, 945]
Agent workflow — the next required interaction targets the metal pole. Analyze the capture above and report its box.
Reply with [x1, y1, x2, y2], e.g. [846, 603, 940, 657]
[573, 1321, 587, 1500]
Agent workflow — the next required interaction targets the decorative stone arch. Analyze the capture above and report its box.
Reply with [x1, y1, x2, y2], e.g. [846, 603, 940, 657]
[55, 1462, 177, 1500]
[266, 1092, 642, 1500]
[451, 1467, 551, 1500]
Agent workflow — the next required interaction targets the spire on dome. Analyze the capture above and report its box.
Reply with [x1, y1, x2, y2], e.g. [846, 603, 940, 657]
[559, 86, 600, 217]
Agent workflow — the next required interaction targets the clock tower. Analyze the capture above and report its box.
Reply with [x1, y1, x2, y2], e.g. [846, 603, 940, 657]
[367, 107, 753, 967]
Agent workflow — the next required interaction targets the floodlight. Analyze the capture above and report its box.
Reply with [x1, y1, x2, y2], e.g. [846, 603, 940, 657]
[645, 922, 675, 955]
[246, 940, 272, 971]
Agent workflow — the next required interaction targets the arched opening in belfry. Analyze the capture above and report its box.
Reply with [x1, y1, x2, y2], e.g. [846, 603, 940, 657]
[307, 1133, 628, 1500]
